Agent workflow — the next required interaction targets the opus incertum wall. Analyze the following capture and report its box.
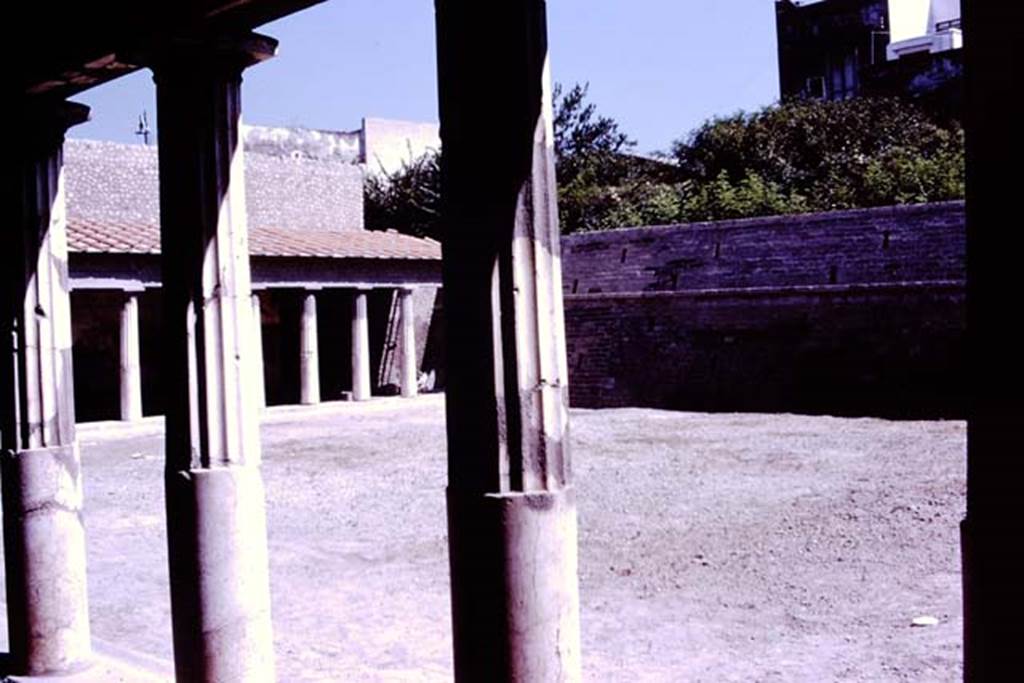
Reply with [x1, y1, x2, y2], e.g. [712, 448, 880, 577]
[561, 201, 966, 417]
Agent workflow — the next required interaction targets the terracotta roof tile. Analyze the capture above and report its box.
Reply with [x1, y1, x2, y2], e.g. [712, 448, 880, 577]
[67, 216, 441, 261]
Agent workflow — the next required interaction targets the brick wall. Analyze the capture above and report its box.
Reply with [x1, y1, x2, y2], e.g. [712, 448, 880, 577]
[561, 202, 966, 417]
[562, 201, 965, 294]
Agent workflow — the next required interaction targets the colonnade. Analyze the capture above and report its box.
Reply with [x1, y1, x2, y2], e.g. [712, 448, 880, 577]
[110, 286, 421, 420]
[5, 1, 582, 680]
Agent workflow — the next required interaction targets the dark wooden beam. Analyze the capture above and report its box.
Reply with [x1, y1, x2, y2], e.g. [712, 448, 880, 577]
[14, 0, 324, 99]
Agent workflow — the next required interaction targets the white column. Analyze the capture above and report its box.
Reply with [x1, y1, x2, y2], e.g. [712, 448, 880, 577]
[1, 100, 92, 676]
[352, 289, 371, 401]
[251, 292, 266, 410]
[436, 1, 582, 680]
[150, 33, 276, 683]
[399, 288, 418, 398]
[119, 293, 143, 421]
[299, 291, 320, 405]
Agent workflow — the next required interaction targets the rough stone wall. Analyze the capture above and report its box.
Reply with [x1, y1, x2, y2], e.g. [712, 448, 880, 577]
[561, 202, 966, 417]
[65, 137, 365, 233]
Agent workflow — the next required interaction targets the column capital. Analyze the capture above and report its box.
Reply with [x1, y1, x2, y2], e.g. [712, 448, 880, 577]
[17, 99, 90, 152]
[134, 31, 277, 80]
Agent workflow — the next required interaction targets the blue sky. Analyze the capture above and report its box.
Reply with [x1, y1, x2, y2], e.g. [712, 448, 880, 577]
[70, 0, 781, 155]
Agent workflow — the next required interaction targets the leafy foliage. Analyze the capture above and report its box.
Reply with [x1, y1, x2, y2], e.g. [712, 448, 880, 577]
[553, 83, 680, 233]
[671, 97, 964, 219]
[364, 150, 441, 241]
[364, 90, 965, 238]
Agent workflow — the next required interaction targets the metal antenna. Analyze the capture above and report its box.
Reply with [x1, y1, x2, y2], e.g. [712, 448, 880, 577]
[135, 110, 151, 145]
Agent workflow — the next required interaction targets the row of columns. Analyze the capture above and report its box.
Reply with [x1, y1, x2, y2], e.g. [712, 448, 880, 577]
[112, 286, 419, 421]
[295, 289, 382, 405]
[5, 1, 582, 679]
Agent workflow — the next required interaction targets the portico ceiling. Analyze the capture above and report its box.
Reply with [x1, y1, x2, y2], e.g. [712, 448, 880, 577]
[16, 0, 326, 99]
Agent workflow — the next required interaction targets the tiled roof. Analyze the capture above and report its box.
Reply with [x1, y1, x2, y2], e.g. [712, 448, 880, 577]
[67, 216, 441, 261]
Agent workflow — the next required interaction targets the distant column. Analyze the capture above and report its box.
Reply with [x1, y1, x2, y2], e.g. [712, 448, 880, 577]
[251, 292, 266, 410]
[435, 1, 582, 680]
[1, 99, 92, 676]
[352, 289, 371, 401]
[119, 293, 143, 421]
[149, 32, 277, 682]
[300, 291, 320, 405]
[399, 288, 418, 398]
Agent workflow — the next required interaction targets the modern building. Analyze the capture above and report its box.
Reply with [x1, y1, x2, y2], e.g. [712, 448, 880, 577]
[65, 123, 443, 423]
[775, 0, 963, 116]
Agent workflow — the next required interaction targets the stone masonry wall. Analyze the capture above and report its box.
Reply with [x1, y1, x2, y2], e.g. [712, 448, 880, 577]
[561, 202, 966, 417]
[562, 201, 964, 294]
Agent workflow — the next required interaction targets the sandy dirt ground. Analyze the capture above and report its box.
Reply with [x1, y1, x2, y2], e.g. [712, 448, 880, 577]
[1, 395, 965, 681]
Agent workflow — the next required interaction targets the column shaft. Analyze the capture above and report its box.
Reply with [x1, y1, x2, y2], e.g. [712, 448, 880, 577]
[120, 293, 143, 421]
[961, 3, 1022, 679]
[251, 293, 266, 409]
[150, 33, 277, 683]
[435, 2, 581, 680]
[300, 291, 320, 405]
[399, 288, 418, 398]
[1, 101, 92, 675]
[352, 290, 371, 401]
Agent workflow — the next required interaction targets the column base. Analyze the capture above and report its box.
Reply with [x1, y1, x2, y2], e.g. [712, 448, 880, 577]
[165, 466, 275, 683]
[446, 486, 581, 682]
[1, 444, 92, 676]
[961, 514, 1022, 682]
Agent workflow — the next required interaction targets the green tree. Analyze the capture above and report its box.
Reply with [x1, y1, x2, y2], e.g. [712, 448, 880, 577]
[364, 150, 441, 241]
[553, 83, 680, 232]
[366, 92, 963, 237]
[671, 97, 964, 217]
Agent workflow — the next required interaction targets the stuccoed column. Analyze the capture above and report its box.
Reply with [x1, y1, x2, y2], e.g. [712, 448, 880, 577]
[435, 1, 582, 680]
[119, 292, 143, 421]
[300, 290, 321, 405]
[149, 33, 277, 683]
[352, 288, 372, 401]
[251, 292, 266, 409]
[1, 100, 92, 676]
[399, 288, 418, 398]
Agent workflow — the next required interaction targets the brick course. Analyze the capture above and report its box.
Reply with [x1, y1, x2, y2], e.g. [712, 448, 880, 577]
[561, 202, 966, 416]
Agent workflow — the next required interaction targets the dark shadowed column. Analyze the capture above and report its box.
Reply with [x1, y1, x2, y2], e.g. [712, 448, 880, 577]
[961, 4, 1023, 681]
[148, 33, 276, 683]
[1, 100, 92, 676]
[434, 1, 582, 680]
